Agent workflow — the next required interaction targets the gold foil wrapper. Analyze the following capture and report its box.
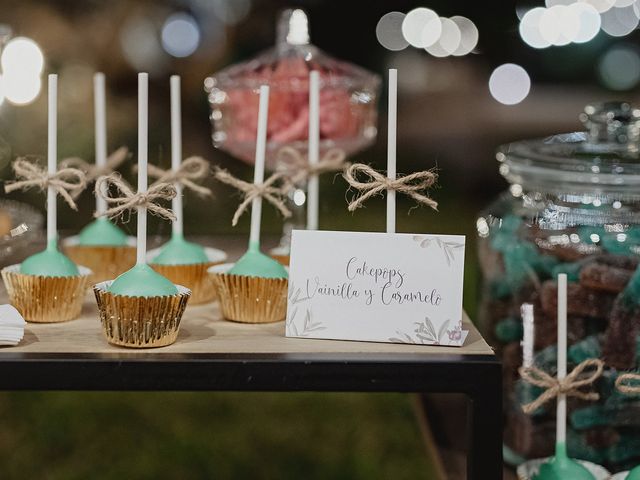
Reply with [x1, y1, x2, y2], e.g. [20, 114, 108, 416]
[270, 254, 290, 267]
[516, 458, 610, 480]
[209, 267, 287, 324]
[93, 282, 191, 348]
[63, 239, 136, 284]
[1, 264, 92, 323]
[149, 262, 218, 304]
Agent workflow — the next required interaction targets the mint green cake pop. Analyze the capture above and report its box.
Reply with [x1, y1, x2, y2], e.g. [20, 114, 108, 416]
[533, 441, 595, 479]
[108, 263, 177, 297]
[152, 234, 208, 265]
[78, 217, 128, 246]
[229, 241, 287, 279]
[21, 238, 79, 277]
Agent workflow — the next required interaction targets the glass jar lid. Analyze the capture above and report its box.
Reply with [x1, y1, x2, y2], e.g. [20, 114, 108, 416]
[498, 102, 640, 195]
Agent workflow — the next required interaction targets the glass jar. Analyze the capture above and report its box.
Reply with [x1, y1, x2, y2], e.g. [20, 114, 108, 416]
[204, 8, 380, 169]
[477, 102, 640, 473]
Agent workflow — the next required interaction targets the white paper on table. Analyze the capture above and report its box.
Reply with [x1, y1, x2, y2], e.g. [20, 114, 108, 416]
[286, 230, 468, 347]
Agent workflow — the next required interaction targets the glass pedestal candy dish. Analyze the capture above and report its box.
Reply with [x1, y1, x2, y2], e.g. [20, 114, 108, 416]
[204, 8, 380, 252]
[477, 101, 640, 474]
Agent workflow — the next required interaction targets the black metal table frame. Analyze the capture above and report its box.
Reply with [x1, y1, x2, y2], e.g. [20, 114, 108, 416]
[0, 351, 502, 480]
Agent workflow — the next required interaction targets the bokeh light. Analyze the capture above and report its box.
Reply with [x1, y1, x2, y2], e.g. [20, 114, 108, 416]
[600, 4, 640, 37]
[598, 44, 640, 90]
[402, 8, 439, 48]
[570, 3, 601, 43]
[376, 12, 409, 51]
[539, 5, 580, 46]
[0, 75, 5, 107]
[450, 16, 479, 56]
[581, 0, 616, 13]
[489, 63, 531, 105]
[437, 18, 462, 55]
[3, 71, 41, 105]
[161, 13, 201, 58]
[212, 0, 251, 25]
[0, 37, 44, 74]
[519, 8, 552, 49]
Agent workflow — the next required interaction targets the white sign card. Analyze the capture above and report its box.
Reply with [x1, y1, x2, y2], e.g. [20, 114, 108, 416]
[286, 230, 468, 346]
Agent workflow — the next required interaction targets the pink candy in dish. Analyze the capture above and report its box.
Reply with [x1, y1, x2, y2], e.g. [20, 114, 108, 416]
[204, 8, 380, 168]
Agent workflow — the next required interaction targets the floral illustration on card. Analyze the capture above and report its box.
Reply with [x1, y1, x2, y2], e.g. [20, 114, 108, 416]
[389, 316, 452, 345]
[286, 281, 325, 337]
[412, 235, 464, 266]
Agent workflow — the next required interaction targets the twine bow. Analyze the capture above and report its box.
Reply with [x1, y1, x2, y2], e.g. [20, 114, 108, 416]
[4, 158, 87, 210]
[343, 163, 438, 212]
[94, 173, 176, 222]
[616, 372, 640, 395]
[60, 146, 129, 198]
[143, 156, 212, 197]
[214, 168, 291, 226]
[518, 358, 605, 414]
[276, 146, 349, 185]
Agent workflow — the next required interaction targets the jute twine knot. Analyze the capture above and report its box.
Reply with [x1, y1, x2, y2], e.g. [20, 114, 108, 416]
[60, 146, 129, 198]
[343, 163, 438, 212]
[142, 156, 212, 197]
[276, 146, 349, 185]
[94, 173, 176, 222]
[214, 168, 291, 226]
[518, 358, 605, 414]
[616, 372, 640, 395]
[4, 157, 87, 210]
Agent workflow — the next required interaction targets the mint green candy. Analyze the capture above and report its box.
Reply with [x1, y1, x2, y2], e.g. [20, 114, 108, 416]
[20, 239, 79, 277]
[533, 443, 596, 480]
[494, 317, 523, 343]
[152, 234, 208, 265]
[78, 218, 128, 246]
[229, 241, 287, 279]
[108, 263, 178, 297]
[628, 466, 640, 480]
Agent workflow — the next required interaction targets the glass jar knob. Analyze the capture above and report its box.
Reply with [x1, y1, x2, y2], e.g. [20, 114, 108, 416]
[580, 101, 640, 146]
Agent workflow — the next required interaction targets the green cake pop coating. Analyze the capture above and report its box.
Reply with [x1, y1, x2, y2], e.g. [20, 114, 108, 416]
[152, 234, 208, 265]
[78, 218, 128, 246]
[533, 443, 596, 480]
[229, 241, 287, 279]
[628, 466, 640, 480]
[20, 239, 79, 277]
[108, 263, 178, 297]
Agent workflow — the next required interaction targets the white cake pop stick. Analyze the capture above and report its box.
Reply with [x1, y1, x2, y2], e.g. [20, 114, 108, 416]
[94, 73, 108, 216]
[136, 73, 148, 265]
[170, 75, 183, 238]
[386, 69, 397, 234]
[307, 70, 320, 231]
[47, 74, 57, 246]
[557, 273, 568, 447]
[248, 85, 269, 247]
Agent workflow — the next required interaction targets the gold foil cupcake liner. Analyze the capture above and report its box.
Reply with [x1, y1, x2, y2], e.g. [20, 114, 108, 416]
[147, 247, 227, 305]
[63, 236, 136, 284]
[208, 264, 287, 324]
[94, 281, 191, 348]
[270, 254, 290, 267]
[269, 246, 290, 267]
[1, 264, 92, 323]
[516, 457, 610, 480]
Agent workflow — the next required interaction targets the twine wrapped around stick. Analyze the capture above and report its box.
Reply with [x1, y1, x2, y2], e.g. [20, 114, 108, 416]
[4, 157, 87, 210]
[60, 146, 129, 198]
[616, 372, 640, 395]
[214, 168, 291, 226]
[94, 173, 176, 222]
[518, 358, 605, 414]
[343, 163, 438, 212]
[141, 156, 212, 197]
[276, 146, 349, 185]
